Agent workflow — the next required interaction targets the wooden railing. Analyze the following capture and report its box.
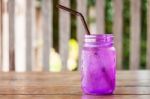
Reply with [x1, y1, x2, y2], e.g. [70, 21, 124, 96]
[0, 0, 2, 71]
[0, 0, 150, 71]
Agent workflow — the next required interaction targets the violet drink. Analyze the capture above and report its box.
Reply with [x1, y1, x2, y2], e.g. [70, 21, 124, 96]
[81, 34, 116, 95]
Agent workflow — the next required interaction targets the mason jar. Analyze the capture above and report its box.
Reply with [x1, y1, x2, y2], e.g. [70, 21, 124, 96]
[81, 34, 116, 95]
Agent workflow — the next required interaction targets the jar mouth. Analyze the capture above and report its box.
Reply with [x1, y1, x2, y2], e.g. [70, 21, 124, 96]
[84, 34, 114, 43]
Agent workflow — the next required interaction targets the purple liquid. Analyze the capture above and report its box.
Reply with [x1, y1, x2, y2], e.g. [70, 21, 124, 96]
[81, 34, 116, 95]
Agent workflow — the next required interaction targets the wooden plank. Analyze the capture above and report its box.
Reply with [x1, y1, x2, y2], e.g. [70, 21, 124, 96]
[82, 95, 150, 99]
[26, 0, 35, 71]
[96, 0, 105, 34]
[0, 71, 149, 95]
[147, 0, 150, 69]
[59, 0, 70, 71]
[77, 0, 87, 70]
[2, 0, 9, 72]
[0, 70, 149, 80]
[0, 85, 149, 95]
[0, 95, 150, 99]
[113, 0, 123, 70]
[42, 0, 52, 71]
[130, 0, 141, 70]
[0, 0, 2, 70]
[14, 0, 27, 72]
[0, 71, 150, 86]
[8, 0, 15, 71]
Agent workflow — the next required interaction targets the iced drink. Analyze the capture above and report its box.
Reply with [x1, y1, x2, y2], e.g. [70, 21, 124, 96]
[81, 34, 116, 95]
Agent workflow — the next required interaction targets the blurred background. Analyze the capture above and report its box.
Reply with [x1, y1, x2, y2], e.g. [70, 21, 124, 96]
[0, 0, 149, 72]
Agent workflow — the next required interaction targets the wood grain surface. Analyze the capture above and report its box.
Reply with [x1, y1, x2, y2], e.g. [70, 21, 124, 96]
[113, 0, 123, 70]
[0, 71, 150, 98]
[0, 95, 150, 99]
[8, 0, 15, 71]
[0, 0, 2, 70]
[26, 0, 35, 71]
[147, 0, 150, 69]
[59, 0, 70, 70]
[96, 0, 105, 34]
[41, 0, 52, 71]
[130, 0, 141, 70]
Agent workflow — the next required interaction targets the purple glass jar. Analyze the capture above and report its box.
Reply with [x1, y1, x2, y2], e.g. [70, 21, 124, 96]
[81, 34, 116, 95]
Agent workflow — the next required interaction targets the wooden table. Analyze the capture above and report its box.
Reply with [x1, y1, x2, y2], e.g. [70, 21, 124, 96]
[0, 71, 150, 99]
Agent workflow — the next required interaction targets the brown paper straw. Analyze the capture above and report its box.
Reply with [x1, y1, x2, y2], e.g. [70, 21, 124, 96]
[57, 4, 90, 35]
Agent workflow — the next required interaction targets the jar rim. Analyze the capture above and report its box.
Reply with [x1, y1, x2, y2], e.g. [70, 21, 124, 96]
[85, 34, 114, 38]
[84, 34, 114, 47]
[84, 34, 114, 42]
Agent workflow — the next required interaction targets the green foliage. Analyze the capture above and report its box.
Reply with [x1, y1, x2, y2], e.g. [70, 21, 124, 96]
[122, 0, 130, 69]
[140, 0, 147, 69]
[71, 0, 77, 39]
[53, 0, 59, 52]
[105, 0, 113, 33]
[88, 0, 96, 7]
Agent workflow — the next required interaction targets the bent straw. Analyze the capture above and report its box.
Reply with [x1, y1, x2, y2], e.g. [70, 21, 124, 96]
[57, 4, 90, 35]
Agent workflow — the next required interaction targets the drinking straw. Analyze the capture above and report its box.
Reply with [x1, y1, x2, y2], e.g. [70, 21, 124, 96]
[57, 4, 90, 35]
